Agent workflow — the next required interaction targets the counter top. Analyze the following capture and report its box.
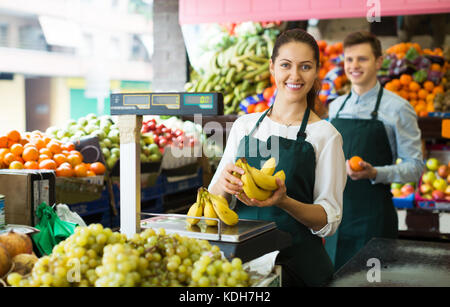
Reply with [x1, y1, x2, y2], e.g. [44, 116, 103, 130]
[327, 238, 450, 287]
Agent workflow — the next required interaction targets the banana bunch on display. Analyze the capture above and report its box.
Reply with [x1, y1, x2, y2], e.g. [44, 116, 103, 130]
[184, 28, 279, 115]
[235, 157, 285, 201]
[186, 188, 239, 226]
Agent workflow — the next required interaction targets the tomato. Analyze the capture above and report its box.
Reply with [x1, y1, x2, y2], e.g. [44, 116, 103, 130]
[247, 104, 256, 114]
[263, 87, 275, 101]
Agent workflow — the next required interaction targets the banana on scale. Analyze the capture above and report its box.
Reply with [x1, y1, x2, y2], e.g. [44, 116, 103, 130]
[202, 191, 219, 226]
[186, 188, 204, 225]
[207, 191, 239, 226]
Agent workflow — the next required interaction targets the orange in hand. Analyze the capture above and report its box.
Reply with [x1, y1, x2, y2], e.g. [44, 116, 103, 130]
[349, 156, 364, 172]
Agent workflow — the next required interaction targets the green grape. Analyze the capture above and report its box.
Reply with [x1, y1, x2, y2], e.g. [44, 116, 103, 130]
[6, 272, 22, 286]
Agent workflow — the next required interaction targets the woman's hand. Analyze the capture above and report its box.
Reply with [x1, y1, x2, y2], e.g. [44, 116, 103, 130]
[216, 163, 245, 196]
[236, 178, 287, 207]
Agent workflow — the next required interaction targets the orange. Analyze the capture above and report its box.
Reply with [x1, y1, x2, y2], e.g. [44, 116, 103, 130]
[399, 74, 412, 86]
[69, 150, 83, 161]
[0, 136, 8, 148]
[3, 153, 15, 166]
[433, 85, 444, 94]
[7, 130, 21, 143]
[409, 99, 418, 107]
[254, 102, 269, 113]
[399, 90, 409, 100]
[408, 81, 420, 92]
[0, 148, 10, 161]
[9, 161, 23, 170]
[426, 93, 436, 102]
[14, 156, 24, 164]
[384, 82, 396, 92]
[47, 141, 62, 155]
[90, 162, 106, 175]
[61, 150, 71, 157]
[409, 92, 417, 100]
[418, 110, 428, 117]
[74, 164, 87, 177]
[24, 161, 39, 170]
[31, 137, 46, 149]
[56, 165, 74, 177]
[22, 146, 39, 162]
[423, 81, 435, 92]
[391, 79, 401, 89]
[39, 159, 57, 170]
[39, 147, 53, 158]
[61, 142, 75, 152]
[53, 153, 67, 166]
[38, 154, 52, 163]
[349, 156, 364, 172]
[67, 154, 82, 167]
[86, 170, 96, 177]
[19, 138, 28, 146]
[10, 143, 23, 156]
[418, 89, 429, 100]
[431, 63, 441, 71]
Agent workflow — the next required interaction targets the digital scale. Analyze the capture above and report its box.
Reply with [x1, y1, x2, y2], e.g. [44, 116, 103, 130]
[110, 91, 289, 263]
[110, 92, 224, 116]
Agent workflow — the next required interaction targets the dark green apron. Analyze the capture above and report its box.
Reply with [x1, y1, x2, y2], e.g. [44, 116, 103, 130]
[236, 107, 334, 287]
[325, 87, 398, 271]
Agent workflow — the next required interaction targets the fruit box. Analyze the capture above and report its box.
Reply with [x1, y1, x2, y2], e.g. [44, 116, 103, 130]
[392, 193, 415, 209]
[55, 176, 105, 205]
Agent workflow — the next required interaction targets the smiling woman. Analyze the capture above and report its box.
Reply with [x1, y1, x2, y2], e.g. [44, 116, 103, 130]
[208, 29, 347, 287]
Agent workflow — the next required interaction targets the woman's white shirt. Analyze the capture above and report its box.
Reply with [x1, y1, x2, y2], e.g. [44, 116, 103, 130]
[208, 112, 347, 237]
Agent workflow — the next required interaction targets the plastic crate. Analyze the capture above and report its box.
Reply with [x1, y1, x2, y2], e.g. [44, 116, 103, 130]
[162, 168, 203, 195]
[415, 192, 450, 211]
[67, 188, 110, 217]
[393, 193, 415, 209]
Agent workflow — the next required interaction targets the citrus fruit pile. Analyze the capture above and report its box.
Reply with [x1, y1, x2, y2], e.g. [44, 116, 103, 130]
[0, 130, 106, 177]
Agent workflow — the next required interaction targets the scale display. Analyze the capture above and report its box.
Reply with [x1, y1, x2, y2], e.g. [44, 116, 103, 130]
[110, 92, 223, 115]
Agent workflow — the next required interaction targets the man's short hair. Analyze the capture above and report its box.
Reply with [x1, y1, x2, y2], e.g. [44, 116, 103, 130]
[343, 31, 382, 58]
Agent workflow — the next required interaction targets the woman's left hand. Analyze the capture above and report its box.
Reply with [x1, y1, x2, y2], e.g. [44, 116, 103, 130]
[236, 178, 287, 207]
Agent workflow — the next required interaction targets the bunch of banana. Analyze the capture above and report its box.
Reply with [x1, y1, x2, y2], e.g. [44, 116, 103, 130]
[184, 29, 280, 115]
[186, 188, 239, 226]
[235, 157, 285, 201]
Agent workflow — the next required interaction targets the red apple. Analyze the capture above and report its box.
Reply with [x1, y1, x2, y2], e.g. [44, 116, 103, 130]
[445, 185, 450, 195]
[420, 183, 432, 194]
[438, 165, 449, 178]
[432, 190, 445, 200]
[400, 184, 415, 196]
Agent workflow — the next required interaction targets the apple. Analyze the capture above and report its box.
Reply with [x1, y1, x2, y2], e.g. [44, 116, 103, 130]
[110, 148, 120, 157]
[438, 165, 449, 178]
[401, 184, 415, 196]
[108, 129, 120, 144]
[77, 117, 88, 127]
[422, 171, 436, 185]
[391, 183, 403, 190]
[420, 183, 432, 194]
[426, 158, 440, 171]
[148, 144, 159, 155]
[433, 178, 448, 192]
[423, 193, 433, 200]
[432, 190, 445, 200]
[148, 153, 161, 162]
[391, 188, 402, 198]
[102, 147, 110, 159]
[102, 138, 112, 148]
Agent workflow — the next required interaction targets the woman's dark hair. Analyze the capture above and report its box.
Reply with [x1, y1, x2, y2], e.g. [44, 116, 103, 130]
[271, 28, 321, 111]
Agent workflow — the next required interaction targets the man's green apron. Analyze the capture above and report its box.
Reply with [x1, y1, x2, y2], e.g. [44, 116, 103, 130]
[325, 87, 398, 271]
[236, 107, 334, 287]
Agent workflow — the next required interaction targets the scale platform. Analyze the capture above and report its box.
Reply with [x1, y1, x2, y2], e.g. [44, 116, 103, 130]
[141, 214, 292, 262]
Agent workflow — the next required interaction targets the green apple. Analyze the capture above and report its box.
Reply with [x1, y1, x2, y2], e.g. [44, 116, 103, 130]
[102, 138, 112, 148]
[140, 153, 149, 163]
[86, 113, 97, 121]
[84, 124, 98, 134]
[110, 148, 120, 157]
[108, 129, 120, 144]
[391, 183, 403, 190]
[426, 158, 440, 171]
[46, 126, 59, 136]
[93, 129, 107, 141]
[148, 143, 159, 155]
[106, 156, 118, 169]
[77, 117, 89, 127]
[148, 153, 161, 162]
